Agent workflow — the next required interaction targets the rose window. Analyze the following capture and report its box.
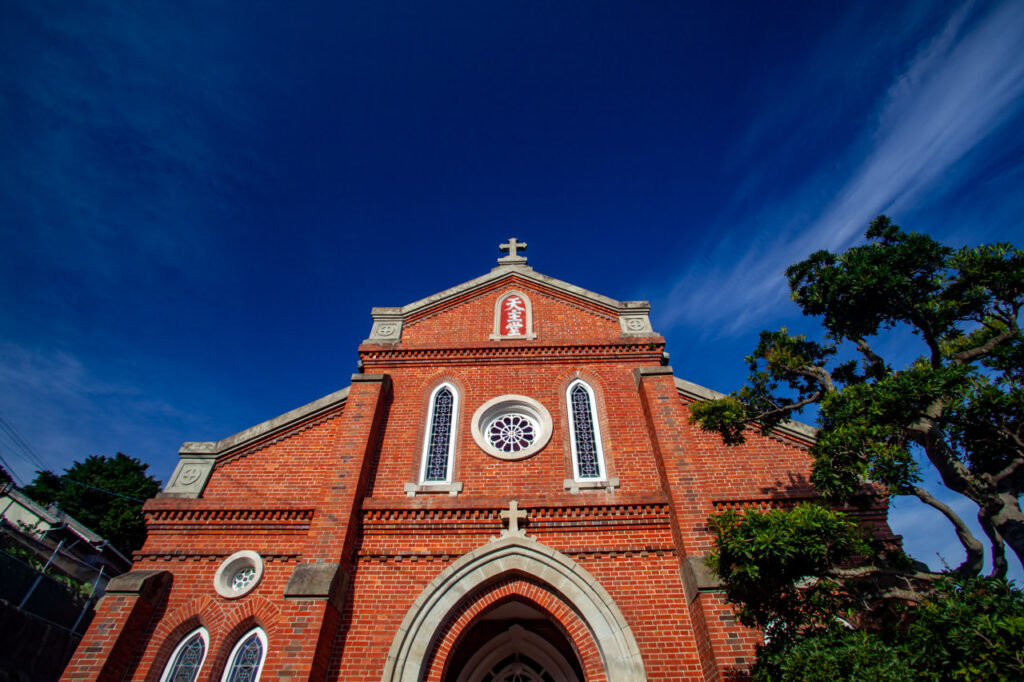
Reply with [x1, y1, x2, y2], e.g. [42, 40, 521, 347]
[487, 414, 537, 452]
[472, 395, 552, 460]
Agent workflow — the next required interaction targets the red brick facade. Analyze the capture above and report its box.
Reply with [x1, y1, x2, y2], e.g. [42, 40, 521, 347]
[63, 253, 894, 681]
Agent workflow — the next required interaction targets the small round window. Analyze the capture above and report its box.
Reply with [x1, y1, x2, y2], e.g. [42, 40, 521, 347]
[472, 395, 552, 460]
[213, 550, 264, 599]
[231, 566, 257, 592]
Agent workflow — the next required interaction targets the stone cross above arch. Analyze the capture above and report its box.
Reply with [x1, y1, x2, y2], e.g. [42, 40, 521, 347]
[500, 500, 527, 537]
[498, 238, 528, 263]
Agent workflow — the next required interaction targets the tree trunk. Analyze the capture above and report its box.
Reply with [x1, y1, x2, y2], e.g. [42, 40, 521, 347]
[988, 492, 1024, 571]
[978, 511, 1008, 579]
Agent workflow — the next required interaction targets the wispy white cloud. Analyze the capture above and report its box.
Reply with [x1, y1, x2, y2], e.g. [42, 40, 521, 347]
[0, 342, 201, 484]
[660, 1, 1024, 336]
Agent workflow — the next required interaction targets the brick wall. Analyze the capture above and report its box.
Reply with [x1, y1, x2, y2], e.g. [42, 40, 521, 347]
[64, 275, 893, 681]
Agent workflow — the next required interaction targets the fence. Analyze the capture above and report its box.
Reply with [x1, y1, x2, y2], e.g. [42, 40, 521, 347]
[0, 520, 114, 633]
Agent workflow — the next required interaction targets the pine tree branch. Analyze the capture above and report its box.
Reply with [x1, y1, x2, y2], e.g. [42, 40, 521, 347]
[875, 588, 929, 603]
[907, 414, 983, 501]
[791, 364, 835, 393]
[951, 328, 1018, 365]
[978, 510, 1008, 579]
[990, 456, 1024, 487]
[854, 337, 887, 377]
[751, 392, 824, 423]
[911, 486, 984, 577]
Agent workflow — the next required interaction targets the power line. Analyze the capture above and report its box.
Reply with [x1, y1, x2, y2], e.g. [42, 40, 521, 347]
[0, 411, 52, 473]
[0, 410, 147, 503]
[0, 448, 25, 486]
[61, 478, 147, 503]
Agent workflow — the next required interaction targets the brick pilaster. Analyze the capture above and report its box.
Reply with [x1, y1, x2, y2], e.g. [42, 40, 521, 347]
[269, 372, 391, 681]
[60, 571, 171, 682]
[635, 366, 726, 681]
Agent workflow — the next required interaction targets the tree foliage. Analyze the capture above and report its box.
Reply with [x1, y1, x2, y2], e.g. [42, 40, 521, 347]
[692, 216, 1024, 575]
[757, 575, 1024, 682]
[691, 217, 1024, 677]
[22, 453, 161, 556]
[709, 504, 873, 633]
[760, 628, 912, 682]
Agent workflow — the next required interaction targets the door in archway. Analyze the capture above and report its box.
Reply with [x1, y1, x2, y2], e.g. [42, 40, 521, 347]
[445, 602, 583, 682]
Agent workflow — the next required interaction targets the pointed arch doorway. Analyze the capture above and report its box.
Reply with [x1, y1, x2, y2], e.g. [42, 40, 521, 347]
[382, 536, 647, 682]
[448, 604, 582, 682]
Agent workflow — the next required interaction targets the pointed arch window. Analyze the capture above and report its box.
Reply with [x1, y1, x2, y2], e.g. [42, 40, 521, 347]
[220, 628, 267, 682]
[568, 380, 605, 481]
[160, 628, 208, 682]
[421, 383, 458, 484]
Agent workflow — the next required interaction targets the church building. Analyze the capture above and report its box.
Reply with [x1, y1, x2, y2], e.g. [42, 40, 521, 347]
[62, 240, 893, 681]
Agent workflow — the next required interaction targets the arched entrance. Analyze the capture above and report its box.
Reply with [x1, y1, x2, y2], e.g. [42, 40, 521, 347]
[426, 578, 592, 681]
[381, 536, 647, 682]
[452, 612, 581, 682]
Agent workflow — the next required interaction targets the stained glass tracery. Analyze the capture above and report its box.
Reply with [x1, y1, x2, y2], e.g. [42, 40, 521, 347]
[486, 413, 537, 452]
[162, 630, 206, 682]
[231, 566, 257, 592]
[424, 386, 455, 482]
[223, 630, 264, 682]
[570, 383, 602, 479]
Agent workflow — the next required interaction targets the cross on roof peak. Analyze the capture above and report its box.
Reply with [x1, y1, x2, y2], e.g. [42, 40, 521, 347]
[497, 237, 528, 264]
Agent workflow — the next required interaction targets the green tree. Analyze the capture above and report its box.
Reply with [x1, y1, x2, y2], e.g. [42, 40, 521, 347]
[691, 217, 1024, 677]
[692, 216, 1023, 575]
[22, 453, 161, 555]
[711, 503, 1024, 680]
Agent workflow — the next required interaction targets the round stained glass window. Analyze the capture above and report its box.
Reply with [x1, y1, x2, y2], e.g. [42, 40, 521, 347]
[471, 395, 552, 461]
[213, 550, 264, 599]
[487, 414, 537, 452]
[231, 566, 257, 592]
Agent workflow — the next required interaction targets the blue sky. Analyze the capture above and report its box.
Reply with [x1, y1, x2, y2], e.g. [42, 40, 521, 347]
[1, 2, 1023, 579]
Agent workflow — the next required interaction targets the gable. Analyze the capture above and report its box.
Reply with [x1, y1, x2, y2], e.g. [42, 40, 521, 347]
[399, 277, 623, 345]
[362, 262, 656, 346]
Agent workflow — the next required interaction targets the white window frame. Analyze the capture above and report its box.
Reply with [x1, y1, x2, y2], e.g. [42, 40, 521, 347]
[567, 379, 606, 482]
[219, 627, 268, 682]
[159, 627, 209, 682]
[419, 382, 459, 485]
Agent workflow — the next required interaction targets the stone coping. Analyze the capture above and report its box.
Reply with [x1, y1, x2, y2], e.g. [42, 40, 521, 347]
[178, 386, 350, 458]
[672, 376, 818, 442]
[372, 263, 648, 319]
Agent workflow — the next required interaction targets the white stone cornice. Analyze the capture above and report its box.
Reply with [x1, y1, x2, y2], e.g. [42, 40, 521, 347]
[364, 264, 655, 344]
[161, 386, 350, 498]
